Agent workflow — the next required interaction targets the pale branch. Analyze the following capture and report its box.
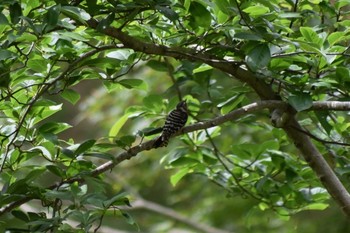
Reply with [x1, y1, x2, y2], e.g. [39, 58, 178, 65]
[1, 100, 350, 216]
[311, 101, 350, 110]
[131, 198, 232, 233]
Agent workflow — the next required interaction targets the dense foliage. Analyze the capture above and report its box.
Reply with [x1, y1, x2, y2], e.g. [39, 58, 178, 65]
[1, 0, 350, 232]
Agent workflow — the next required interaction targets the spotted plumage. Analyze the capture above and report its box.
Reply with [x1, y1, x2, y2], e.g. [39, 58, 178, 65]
[154, 101, 188, 148]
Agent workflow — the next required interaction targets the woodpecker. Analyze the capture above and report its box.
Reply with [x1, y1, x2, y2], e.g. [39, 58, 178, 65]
[153, 101, 188, 148]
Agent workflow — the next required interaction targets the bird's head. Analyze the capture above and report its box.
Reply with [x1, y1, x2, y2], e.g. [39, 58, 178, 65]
[176, 100, 187, 112]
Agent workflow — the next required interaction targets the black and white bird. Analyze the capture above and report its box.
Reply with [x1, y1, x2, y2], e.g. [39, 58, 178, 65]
[153, 101, 188, 148]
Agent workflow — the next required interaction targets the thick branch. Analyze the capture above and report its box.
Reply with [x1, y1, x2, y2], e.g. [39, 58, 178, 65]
[284, 117, 350, 216]
[86, 19, 277, 100]
[1, 100, 350, 216]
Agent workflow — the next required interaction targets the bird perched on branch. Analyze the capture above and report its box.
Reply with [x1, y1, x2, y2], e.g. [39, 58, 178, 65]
[153, 101, 188, 148]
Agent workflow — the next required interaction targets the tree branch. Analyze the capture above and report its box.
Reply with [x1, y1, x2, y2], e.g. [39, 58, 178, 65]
[1, 100, 350, 216]
[84, 20, 350, 217]
[131, 198, 232, 233]
[284, 118, 350, 217]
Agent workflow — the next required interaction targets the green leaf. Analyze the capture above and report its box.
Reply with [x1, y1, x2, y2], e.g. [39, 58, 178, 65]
[155, 5, 179, 21]
[213, 0, 232, 15]
[46, 165, 66, 178]
[29, 146, 54, 160]
[189, 2, 211, 28]
[243, 5, 270, 16]
[75, 140, 96, 155]
[12, 210, 29, 222]
[170, 167, 191, 186]
[0, 12, 9, 25]
[31, 104, 63, 124]
[61, 89, 80, 104]
[336, 66, 350, 83]
[246, 44, 271, 71]
[121, 211, 137, 227]
[96, 12, 115, 31]
[315, 111, 332, 135]
[219, 94, 245, 114]
[0, 49, 17, 61]
[115, 135, 136, 148]
[143, 94, 163, 112]
[146, 60, 168, 72]
[235, 32, 263, 41]
[38, 122, 71, 134]
[44, 5, 61, 32]
[184, 0, 191, 11]
[106, 49, 133, 60]
[9, 2, 22, 24]
[299, 27, 323, 48]
[327, 31, 346, 46]
[61, 6, 91, 24]
[27, 59, 47, 73]
[288, 93, 313, 112]
[103, 192, 129, 207]
[303, 203, 329, 211]
[118, 79, 148, 90]
[109, 113, 130, 140]
[193, 64, 213, 73]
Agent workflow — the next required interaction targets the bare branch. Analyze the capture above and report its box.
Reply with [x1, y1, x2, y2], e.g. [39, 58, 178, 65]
[132, 198, 232, 233]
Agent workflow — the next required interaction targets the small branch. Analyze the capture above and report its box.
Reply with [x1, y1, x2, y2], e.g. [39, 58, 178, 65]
[290, 125, 350, 146]
[132, 198, 232, 233]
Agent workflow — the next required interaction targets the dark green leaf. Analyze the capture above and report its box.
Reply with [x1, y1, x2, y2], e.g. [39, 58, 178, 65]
[121, 211, 137, 226]
[288, 93, 313, 112]
[96, 12, 115, 31]
[155, 5, 179, 21]
[9, 2, 22, 24]
[189, 2, 211, 28]
[12, 210, 29, 222]
[46, 165, 65, 178]
[213, 0, 232, 15]
[235, 32, 263, 41]
[246, 44, 271, 71]
[75, 139, 96, 155]
[315, 111, 332, 135]
[103, 192, 129, 207]
[38, 122, 72, 134]
[115, 135, 136, 147]
[146, 60, 168, 72]
[61, 89, 81, 104]
[118, 79, 148, 90]
[0, 49, 17, 61]
[44, 5, 61, 32]
[61, 6, 90, 24]
[299, 27, 323, 48]
[143, 94, 163, 111]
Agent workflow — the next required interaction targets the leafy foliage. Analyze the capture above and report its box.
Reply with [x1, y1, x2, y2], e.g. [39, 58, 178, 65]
[0, 0, 350, 232]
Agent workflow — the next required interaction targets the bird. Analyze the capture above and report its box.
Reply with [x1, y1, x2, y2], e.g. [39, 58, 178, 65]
[153, 100, 188, 148]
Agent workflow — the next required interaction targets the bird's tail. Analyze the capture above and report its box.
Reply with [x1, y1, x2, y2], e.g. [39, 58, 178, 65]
[153, 136, 164, 148]
[153, 135, 170, 148]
